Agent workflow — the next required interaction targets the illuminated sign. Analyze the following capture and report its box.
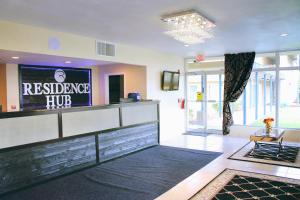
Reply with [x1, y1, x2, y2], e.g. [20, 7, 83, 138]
[19, 65, 92, 110]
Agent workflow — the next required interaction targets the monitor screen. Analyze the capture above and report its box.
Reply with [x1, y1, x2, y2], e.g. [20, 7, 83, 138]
[172, 73, 180, 90]
[162, 71, 172, 90]
[162, 71, 180, 91]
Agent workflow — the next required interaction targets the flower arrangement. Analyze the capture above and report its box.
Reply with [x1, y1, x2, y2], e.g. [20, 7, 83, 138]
[263, 117, 274, 134]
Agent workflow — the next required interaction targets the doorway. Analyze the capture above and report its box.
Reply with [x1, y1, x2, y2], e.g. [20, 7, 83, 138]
[108, 74, 124, 104]
[186, 72, 224, 134]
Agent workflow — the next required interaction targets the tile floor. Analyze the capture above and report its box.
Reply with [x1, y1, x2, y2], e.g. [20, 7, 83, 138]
[156, 131, 300, 200]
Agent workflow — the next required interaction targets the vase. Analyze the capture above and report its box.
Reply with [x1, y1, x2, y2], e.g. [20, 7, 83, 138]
[265, 124, 272, 135]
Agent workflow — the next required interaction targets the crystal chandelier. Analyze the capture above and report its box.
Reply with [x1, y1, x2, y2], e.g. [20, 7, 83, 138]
[161, 10, 216, 45]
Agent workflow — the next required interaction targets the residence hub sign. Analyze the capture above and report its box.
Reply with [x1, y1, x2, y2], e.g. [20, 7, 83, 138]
[19, 65, 92, 110]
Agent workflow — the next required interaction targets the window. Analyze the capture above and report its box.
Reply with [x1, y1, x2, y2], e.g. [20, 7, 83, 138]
[280, 51, 300, 68]
[231, 69, 276, 126]
[254, 53, 276, 69]
[185, 51, 300, 130]
[231, 95, 244, 125]
[245, 71, 276, 126]
[231, 51, 300, 129]
[279, 70, 300, 128]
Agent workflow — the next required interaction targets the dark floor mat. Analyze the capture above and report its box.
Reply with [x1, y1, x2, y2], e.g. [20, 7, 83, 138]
[213, 174, 300, 200]
[245, 143, 299, 163]
[1, 145, 221, 200]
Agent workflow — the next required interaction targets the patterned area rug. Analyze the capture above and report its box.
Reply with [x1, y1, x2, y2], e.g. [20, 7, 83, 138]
[229, 142, 300, 168]
[191, 169, 300, 200]
[245, 143, 299, 163]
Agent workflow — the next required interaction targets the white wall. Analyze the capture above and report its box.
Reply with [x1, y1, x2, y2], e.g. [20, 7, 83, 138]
[91, 66, 101, 105]
[145, 58, 185, 142]
[6, 64, 20, 112]
[0, 20, 186, 141]
[97, 64, 147, 104]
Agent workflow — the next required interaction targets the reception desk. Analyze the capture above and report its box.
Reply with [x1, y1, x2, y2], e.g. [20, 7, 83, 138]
[0, 101, 159, 195]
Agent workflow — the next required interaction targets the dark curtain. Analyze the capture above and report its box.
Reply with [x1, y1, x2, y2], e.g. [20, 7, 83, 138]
[223, 52, 256, 135]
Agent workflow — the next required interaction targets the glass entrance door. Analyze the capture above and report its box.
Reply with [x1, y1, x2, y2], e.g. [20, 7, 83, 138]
[187, 75, 205, 131]
[206, 74, 224, 131]
[186, 72, 224, 133]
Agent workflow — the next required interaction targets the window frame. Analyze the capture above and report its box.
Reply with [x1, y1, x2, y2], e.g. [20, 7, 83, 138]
[185, 51, 300, 131]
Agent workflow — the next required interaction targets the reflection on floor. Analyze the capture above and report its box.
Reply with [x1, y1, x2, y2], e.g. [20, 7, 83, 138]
[157, 130, 300, 200]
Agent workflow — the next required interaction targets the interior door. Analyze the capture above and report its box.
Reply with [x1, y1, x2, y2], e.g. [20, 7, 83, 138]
[109, 75, 124, 104]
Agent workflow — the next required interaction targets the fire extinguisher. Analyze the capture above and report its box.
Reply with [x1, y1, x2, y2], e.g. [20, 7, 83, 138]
[178, 98, 185, 109]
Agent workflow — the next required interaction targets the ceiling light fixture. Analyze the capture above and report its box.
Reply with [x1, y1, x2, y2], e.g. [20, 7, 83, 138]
[11, 56, 19, 59]
[280, 33, 288, 37]
[161, 10, 216, 45]
[65, 61, 71, 64]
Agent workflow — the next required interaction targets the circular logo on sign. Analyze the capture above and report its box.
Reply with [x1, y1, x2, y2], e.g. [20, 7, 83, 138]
[54, 69, 66, 83]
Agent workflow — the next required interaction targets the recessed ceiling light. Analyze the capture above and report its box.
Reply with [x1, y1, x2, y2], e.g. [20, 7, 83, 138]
[65, 61, 71, 64]
[280, 33, 288, 37]
[184, 44, 189, 47]
[11, 56, 19, 59]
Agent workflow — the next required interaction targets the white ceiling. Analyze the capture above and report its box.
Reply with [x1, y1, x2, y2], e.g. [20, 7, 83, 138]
[0, 50, 114, 67]
[0, 0, 299, 57]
